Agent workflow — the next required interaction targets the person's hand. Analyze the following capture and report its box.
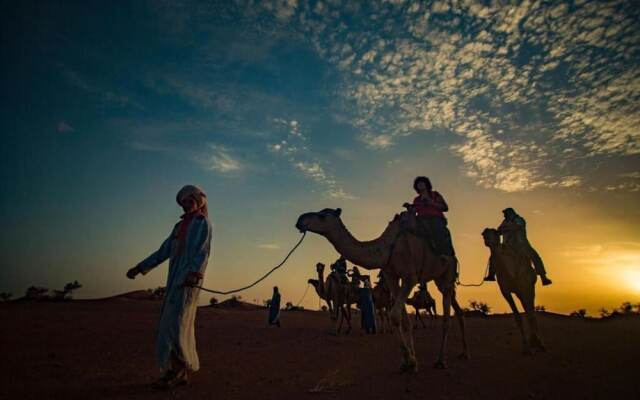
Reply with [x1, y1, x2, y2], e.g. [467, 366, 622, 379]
[182, 272, 203, 288]
[126, 266, 140, 280]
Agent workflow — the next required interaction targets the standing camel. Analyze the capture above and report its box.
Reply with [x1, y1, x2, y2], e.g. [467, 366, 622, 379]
[482, 228, 545, 354]
[296, 207, 469, 372]
[324, 268, 354, 334]
[407, 285, 437, 328]
[307, 263, 332, 313]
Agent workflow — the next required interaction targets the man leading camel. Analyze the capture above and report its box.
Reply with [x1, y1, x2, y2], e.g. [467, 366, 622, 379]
[485, 208, 552, 286]
[126, 185, 212, 390]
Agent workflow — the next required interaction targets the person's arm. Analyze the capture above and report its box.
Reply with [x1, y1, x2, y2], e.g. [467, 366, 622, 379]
[127, 226, 176, 279]
[499, 221, 522, 233]
[433, 192, 449, 212]
[183, 217, 212, 286]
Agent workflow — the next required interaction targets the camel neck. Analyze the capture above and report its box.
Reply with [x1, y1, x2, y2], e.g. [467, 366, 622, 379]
[323, 219, 399, 269]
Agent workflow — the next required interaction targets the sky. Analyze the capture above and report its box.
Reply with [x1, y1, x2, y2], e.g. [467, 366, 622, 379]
[1, 0, 639, 315]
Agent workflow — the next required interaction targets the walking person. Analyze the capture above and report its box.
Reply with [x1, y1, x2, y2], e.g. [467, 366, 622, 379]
[126, 185, 212, 390]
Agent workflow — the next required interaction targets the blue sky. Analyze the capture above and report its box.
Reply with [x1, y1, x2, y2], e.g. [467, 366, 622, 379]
[1, 0, 639, 313]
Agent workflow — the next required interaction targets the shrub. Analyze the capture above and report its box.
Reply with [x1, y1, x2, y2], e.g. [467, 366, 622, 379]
[469, 300, 491, 316]
[570, 309, 587, 318]
[25, 286, 50, 301]
[152, 287, 166, 299]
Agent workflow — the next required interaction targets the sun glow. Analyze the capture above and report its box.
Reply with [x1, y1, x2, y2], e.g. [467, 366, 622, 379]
[620, 267, 640, 293]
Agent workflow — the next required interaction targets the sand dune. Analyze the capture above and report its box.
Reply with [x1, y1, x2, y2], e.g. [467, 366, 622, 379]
[1, 297, 638, 399]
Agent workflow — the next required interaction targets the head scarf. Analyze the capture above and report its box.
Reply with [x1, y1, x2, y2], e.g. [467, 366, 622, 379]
[175, 185, 208, 255]
[176, 185, 208, 217]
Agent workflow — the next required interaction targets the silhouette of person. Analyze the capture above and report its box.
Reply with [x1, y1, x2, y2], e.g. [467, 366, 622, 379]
[410, 176, 456, 256]
[126, 185, 212, 390]
[485, 208, 552, 285]
[268, 286, 281, 327]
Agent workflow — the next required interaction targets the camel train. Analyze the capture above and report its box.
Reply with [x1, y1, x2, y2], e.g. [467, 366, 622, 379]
[298, 207, 547, 372]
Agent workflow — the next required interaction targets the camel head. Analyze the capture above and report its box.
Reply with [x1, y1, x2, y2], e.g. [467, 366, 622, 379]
[308, 278, 320, 287]
[295, 208, 343, 235]
[482, 228, 500, 247]
[316, 262, 325, 273]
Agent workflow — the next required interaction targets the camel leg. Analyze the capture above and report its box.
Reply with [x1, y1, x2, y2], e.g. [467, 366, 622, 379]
[503, 289, 530, 354]
[337, 304, 346, 335]
[333, 301, 342, 335]
[390, 279, 417, 373]
[415, 308, 426, 329]
[434, 289, 452, 369]
[429, 305, 437, 327]
[344, 303, 353, 334]
[519, 289, 545, 353]
[451, 292, 470, 360]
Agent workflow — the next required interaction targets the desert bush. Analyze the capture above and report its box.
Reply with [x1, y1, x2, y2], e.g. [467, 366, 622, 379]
[469, 300, 491, 316]
[209, 297, 219, 305]
[535, 305, 546, 312]
[321, 305, 328, 312]
[619, 302, 634, 315]
[52, 281, 82, 301]
[25, 286, 50, 301]
[570, 309, 587, 318]
[0, 292, 12, 302]
[152, 286, 166, 299]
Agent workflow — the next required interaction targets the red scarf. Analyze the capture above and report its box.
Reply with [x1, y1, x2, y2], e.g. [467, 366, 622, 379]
[176, 210, 203, 255]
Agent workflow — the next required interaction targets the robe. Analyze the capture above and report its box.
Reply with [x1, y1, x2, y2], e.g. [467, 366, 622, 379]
[137, 214, 212, 372]
[268, 292, 281, 325]
[359, 287, 377, 333]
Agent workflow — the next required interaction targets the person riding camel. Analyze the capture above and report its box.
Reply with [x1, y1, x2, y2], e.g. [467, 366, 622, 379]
[348, 266, 364, 287]
[331, 256, 349, 284]
[406, 176, 456, 257]
[484, 207, 552, 286]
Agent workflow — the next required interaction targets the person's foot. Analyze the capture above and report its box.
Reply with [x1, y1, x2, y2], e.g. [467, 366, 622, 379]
[152, 370, 189, 390]
[541, 276, 553, 286]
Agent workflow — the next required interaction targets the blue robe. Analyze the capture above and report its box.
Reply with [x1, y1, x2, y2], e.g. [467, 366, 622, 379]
[359, 287, 376, 333]
[137, 215, 212, 372]
[268, 292, 281, 325]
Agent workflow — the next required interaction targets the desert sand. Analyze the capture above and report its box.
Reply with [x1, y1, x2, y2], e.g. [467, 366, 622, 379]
[1, 293, 638, 400]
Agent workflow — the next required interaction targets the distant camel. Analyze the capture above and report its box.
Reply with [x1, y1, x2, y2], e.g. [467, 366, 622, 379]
[296, 207, 469, 372]
[372, 280, 393, 333]
[407, 286, 437, 328]
[308, 263, 332, 313]
[482, 228, 545, 354]
[325, 269, 354, 334]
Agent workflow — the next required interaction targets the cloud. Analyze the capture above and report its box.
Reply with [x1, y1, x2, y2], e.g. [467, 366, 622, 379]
[268, 118, 355, 200]
[57, 121, 75, 133]
[58, 63, 139, 108]
[285, 0, 640, 193]
[257, 243, 280, 250]
[360, 133, 394, 150]
[199, 144, 243, 173]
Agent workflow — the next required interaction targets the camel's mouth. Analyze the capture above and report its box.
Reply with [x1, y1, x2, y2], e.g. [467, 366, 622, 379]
[295, 216, 309, 233]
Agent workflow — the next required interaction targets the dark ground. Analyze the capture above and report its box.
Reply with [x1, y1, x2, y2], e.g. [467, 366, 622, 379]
[1, 295, 638, 399]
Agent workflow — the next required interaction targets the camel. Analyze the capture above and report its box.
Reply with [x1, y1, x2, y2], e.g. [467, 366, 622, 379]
[296, 207, 469, 372]
[407, 286, 437, 328]
[482, 228, 545, 354]
[372, 281, 393, 333]
[309, 262, 360, 335]
[324, 268, 356, 334]
[307, 263, 332, 313]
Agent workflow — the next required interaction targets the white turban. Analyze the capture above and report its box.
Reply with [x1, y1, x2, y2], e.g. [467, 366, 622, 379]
[176, 185, 208, 214]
